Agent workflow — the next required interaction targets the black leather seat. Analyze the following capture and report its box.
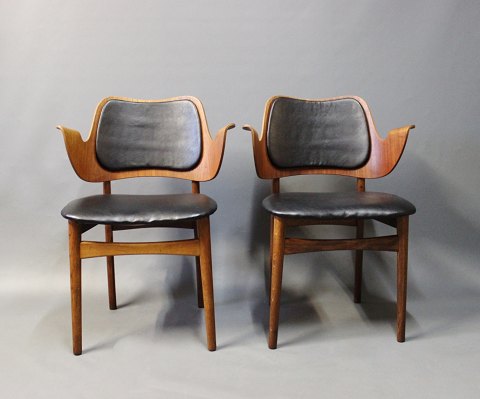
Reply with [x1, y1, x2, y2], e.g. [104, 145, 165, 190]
[61, 194, 217, 225]
[263, 192, 416, 220]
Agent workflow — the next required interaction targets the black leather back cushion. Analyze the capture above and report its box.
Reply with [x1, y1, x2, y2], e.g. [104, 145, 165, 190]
[96, 99, 202, 171]
[267, 97, 370, 169]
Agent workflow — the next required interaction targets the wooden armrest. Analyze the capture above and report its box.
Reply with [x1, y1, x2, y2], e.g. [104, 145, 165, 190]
[387, 125, 415, 143]
[56, 125, 92, 180]
[243, 124, 268, 177]
[377, 124, 415, 177]
[206, 123, 236, 180]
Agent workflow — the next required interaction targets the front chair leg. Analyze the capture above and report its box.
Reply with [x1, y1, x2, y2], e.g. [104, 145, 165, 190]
[68, 221, 82, 355]
[197, 217, 216, 351]
[396, 216, 409, 342]
[268, 216, 286, 349]
[268, 215, 274, 305]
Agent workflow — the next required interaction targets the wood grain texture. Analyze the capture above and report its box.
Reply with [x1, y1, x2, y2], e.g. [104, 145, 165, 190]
[194, 226, 204, 309]
[197, 217, 216, 351]
[272, 178, 280, 193]
[284, 218, 356, 227]
[80, 239, 200, 259]
[192, 179, 204, 307]
[284, 236, 399, 254]
[354, 219, 364, 304]
[68, 221, 82, 356]
[111, 220, 196, 231]
[104, 224, 117, 310]
[396, 216, 409, 342]
[103, 181, 117, 310]
[243, 95, 414, 179]
[268, 216, 285, 349]
[354, 178, 365, 303]
[57, 96, 235, 182]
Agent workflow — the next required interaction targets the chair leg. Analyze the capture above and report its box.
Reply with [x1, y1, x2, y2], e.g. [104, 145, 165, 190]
[68, 221, 82, 355]
[268, 216, 285, 349]
[105, 225, 117, 310]
[396, 216, 409, 342]
[354, 220, 364, 303]
[197, 217, 216, 351]
[194, 227, 204, 308]
[269, 215, 274, 305]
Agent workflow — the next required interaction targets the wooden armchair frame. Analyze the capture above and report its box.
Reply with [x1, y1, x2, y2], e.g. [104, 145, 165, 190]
[243, 95, 415, 348]
[58, 96, 235, 354]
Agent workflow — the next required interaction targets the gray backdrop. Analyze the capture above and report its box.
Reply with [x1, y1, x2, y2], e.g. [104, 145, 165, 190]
[1, 1, 479, 398]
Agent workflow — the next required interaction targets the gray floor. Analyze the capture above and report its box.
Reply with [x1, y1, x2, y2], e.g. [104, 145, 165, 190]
[2, 253, 479, 399]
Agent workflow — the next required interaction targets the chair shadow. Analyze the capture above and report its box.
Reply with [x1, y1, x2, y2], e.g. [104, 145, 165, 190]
[116, 290, 154, 309]
[250, 286, 323, 348]
[156, 258, 202, 333]
[355, 290, 419, 337]
[319, 257, 421, 339]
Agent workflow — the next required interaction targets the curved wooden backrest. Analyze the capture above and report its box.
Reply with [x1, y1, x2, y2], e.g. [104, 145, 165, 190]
[58, 96, 235, 182]
[244, 95, 414, 179]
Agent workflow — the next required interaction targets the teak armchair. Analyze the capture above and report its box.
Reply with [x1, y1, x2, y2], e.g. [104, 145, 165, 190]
[58, 96, 234, 355]
[243, 95, 416, 349]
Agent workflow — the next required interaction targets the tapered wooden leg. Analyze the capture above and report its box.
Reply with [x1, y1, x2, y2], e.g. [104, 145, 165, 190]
[105, 225, 117, 310]
[269, 215, 274, 305]
[354, 220, 364, 303]
[268, 216, 285, 349]
[69, 221, 82, 356]
[194, 227, 204, 308]
[396, 216, 409, 342]
[197, 217, 216, 351]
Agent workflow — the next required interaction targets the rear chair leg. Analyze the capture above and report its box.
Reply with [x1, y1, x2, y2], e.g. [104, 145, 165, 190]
[69, 221, 82, 355]
[354, 220, 364, 303]
[105, 225, 117, 310]
[268, 216, 285, 349]
[396, 216, 409, 342]
[194, 227, 204, 308]
[197, 217, 216, 351]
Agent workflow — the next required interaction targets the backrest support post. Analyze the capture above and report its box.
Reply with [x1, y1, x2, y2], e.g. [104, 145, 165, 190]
[356, 178, 365, 192]
[272, 178, 280, 193]
[103, 181, 111, 194]
[192, 181, 200, 193]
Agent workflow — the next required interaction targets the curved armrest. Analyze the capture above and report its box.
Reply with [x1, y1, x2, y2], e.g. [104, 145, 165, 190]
[57, 125, 84, 147]
[56, 125, 91, 180]
[242, 124, 262, 158]
[213, 123, 236, 149]
[206, 123, 236, 180]
[377, 124, 415, 177]
[386, 124, 415, 142]
[243, 124, 271, 178]
[242, 124, 260, 142]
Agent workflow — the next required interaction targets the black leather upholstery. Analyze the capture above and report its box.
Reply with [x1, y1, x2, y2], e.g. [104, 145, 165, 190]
[61, 194, 216, 225]
[267, 97, 370, 169]
[263, 192, 416, 219]
[96, 99, 202, 171]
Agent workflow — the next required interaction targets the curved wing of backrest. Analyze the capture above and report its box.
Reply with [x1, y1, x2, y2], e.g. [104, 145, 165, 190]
[244, 95, 414, 179]
[57, 96, 235, 182]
